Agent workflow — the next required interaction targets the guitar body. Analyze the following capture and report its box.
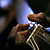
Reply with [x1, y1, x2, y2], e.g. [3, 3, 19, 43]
[34, 32, 50, 50]
[26, 24, 50, 50]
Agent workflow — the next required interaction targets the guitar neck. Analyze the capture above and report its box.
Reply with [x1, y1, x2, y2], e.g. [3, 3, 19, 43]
[26, 24, 50, 50]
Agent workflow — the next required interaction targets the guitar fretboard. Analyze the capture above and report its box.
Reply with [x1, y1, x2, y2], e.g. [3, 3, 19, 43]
[26, 24, 50, 50]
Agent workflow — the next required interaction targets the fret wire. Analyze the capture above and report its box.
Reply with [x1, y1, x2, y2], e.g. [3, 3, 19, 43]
[41, 28, 50, 39]
[33, 32, 38, 38]
[37, 35, 50, 44]
[37, 30, 50, 41]
[29, 25, 42, 38]
[33, 25, 50, 42]
[26, 25, 44, 50]
[43, 34, 50, 41]
[35, 26, 49, 41]
[38, 26, 50, 39]
[26, 25, 39, 43]
[26, 24, 50, 50]
[37, 26, 50, 41]
[29, 39, 36, 50]
[37, 30, 43, 35]
[32, 36, 40, 50]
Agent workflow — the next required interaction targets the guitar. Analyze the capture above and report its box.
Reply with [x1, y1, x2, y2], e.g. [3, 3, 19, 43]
[26, 24, 50, 50]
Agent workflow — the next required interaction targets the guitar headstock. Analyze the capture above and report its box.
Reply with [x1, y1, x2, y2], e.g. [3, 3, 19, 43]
[26, 24, 50, 50]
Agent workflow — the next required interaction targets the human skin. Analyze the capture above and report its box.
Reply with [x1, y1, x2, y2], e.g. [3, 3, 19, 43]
[5, 12, 50, 50]
[27, 12, 50, 27]
[5, 23, 30, 49]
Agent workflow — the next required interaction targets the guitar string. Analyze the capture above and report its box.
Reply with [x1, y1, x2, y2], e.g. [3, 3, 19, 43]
[29, 26, 50, 50]
[26, 25, 50, 50]
[26, 42, 33, 49]
[26, 39, 36, 50]
[31, 27, 50, 50]
[36, 30, 50, 44]
[29, 39, 36, 50]
[28, 26, 41, 50]
[26, 33, 39, 50]
[37, 29, 50, 42]
[30, 26, 45, 50]
[30, 24, 50, 40]
[37, 30, 49, 40]
[37, 35, 50, 44]
[33, 25, 50, 41]
[26, 25, 42, 50]
[32, 36, 40, 50]
[41, 29, 50, 40]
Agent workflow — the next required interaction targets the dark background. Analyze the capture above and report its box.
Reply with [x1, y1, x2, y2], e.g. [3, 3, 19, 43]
[27, 0, 50, 16]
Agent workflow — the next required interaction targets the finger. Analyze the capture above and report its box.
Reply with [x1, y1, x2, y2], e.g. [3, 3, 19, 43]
[18, 30, 28, 36]
[27, 14, 39, 21]
[28, 17, 41, 24]
[28, 17, 41, 22]
[22, 23, 29, 30]
[27, 14, 37, 19]
[37, 12, 45, 19]
[7, 23, 29, 40]
[27, 12, 45, 20]
[16, 23, 29, 31]
[15, 30, 28, 44]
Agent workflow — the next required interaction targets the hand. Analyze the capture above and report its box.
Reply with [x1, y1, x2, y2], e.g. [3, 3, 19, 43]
[27, 12, 49, 27]
[5, 23, 29, 49]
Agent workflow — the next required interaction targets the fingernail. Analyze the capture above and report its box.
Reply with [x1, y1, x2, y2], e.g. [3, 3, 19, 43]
[27, 15, 30, 18]
[24, 23, 29, 26]
[27, 14, 35, 18]
[25, 23, 29, 25]
[26, 23, 29, 24]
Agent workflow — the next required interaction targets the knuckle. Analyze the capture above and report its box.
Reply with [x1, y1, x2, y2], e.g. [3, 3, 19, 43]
[17, 24, 20, 26]
[17, 24, 21, 27]
[16, 31, 22, 35]
[16, 24, 23, 29]
[10, 27, 15, 34]
[39, 12, 46, 19]
[16, 32, 20, 35]
[40, 12, 45, 15]
[12, 26, 15, 30]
